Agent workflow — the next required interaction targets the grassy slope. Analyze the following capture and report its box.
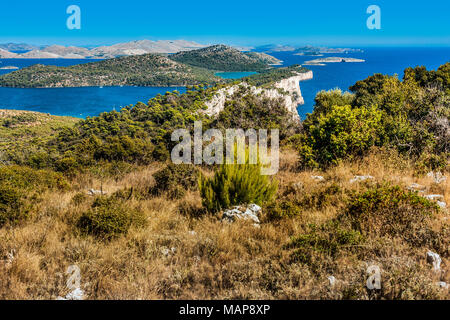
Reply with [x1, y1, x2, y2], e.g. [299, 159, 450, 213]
[0, 148, 448, 299]
[0, 110, 79, 163]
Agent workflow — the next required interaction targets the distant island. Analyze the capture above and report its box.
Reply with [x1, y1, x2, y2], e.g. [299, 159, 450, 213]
[0, 66, 19, 70]
[254, 44, 363, 55]
[304, 57, 365, 65]
[170, 45, 282, 72]
[0, 40, 209, 59]
[0, 45, 287, 88]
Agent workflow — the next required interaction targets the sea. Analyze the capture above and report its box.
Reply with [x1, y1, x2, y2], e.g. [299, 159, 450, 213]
[0, 47, 449, 119]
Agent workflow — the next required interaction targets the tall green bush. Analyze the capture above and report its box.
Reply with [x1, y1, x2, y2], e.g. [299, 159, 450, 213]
[299, 105, 383, 168]
[199, 159, 278, 213]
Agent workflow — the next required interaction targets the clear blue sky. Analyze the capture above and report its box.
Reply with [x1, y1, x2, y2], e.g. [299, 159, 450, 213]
[1, 0, 449, 47]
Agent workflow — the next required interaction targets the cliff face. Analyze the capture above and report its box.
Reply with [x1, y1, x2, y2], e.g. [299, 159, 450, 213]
[204, 71, 313, 121]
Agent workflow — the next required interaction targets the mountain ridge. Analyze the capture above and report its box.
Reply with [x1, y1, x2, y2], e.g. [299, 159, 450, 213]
[0, 40, 209, 59]
[0, 45, 284, 88]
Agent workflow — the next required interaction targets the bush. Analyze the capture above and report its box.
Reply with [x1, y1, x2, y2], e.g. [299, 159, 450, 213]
[199, 160, 278, 213]
[0, 165, 69, 226]
[340, 184, 442, 248]
[0, 184, 28, 226]
[299, 105, 383, 168]
[77, 196, 146, 238]
[286, 222, 363, 264]
[266, 200, 302, 220]
[151, 163, 199, 199]
[298, 183, 344, 210]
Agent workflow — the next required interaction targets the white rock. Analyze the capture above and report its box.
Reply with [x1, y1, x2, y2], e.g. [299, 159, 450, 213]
[222, 204, 261, 225]
[161, 247, 171, 257]
[424, 194, 444, 201]
[311, 175, 325, 182]
[203, 71, 313, 121]
[87, 189, 107, 196]
[427, 171, 447, 184]
[426, 250, 442, 271]
[437, 281, 449, 289]
[407, 183, 426, 191]
[350, 175, 374, 183]
[248, 204, 262, 214]
[436, 201, 447, 209]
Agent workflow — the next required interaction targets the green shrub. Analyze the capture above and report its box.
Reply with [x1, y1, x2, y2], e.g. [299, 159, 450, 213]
[0, 184, 28, 226]
[299, 105, 383, 168]
[298, 183, 343, 210]
[199, 160, 278, 213]
[1, 114, 37, 128]
[77, 196, 146, 238]
[340, 184, 441, 247]
[266, 200, 302, 220]
[0, 165, 69, 226]
[151, 163, 199, 199]
[71, 192, 89, 206]
[287, 222, 363, 264]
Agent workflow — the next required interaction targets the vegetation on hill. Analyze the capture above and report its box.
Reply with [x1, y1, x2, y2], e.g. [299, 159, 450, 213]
[0, 110, 79, 166]
[170, 45, 278, 71]
[0, 53, 221, 88]
[242, 64, 309, 87]
[0, 63, 448, 300]
[0, 45, 285, 88]
[297, 62, 450, 171]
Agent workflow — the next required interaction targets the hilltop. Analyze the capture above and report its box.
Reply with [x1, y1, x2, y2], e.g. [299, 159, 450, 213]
[0, 45, 283, 88]
[0, 40, 208, 59]
[0, 53, 221, 88]
[0, 109, 79, 165]
[0, 48, 19, 58]
[170, 45, 281, 71]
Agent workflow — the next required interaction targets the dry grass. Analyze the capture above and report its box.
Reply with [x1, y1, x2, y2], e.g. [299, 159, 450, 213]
[0, 149, 448, 300]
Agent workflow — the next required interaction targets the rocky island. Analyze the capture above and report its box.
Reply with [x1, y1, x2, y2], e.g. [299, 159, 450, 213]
[0, 45, 285, 88]
[0, 66, 19, 70]
[304, 57, 365, 65]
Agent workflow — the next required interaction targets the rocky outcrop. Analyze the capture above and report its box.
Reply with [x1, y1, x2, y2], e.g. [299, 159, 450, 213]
[204, 71, 313, 121]
[350, 175, 374, 183]
[0, 48, 18, 58]
[222, 204, 262, 226]
[19, 50, 61, 59]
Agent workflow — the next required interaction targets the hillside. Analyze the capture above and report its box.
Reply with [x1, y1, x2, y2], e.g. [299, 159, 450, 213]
[89, 40, 207, 58]
[0, 48, 19, 58]
[0, 63, 448, 300]
[0, 45, 285, 88]
[0, 40, 208, 59]
[170, 45, 280, 71]
[0, 53, 222, 88]
[0, 109, 79, 165]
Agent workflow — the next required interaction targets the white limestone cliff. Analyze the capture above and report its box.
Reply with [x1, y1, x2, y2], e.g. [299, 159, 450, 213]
[203, 71, 313, 121]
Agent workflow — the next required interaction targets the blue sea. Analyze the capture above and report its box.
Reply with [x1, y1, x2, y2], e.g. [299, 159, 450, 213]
[0, 47, 449, 119]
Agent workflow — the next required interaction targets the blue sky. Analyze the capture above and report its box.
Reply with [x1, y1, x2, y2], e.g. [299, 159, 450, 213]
[1, 0, 449, 47]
